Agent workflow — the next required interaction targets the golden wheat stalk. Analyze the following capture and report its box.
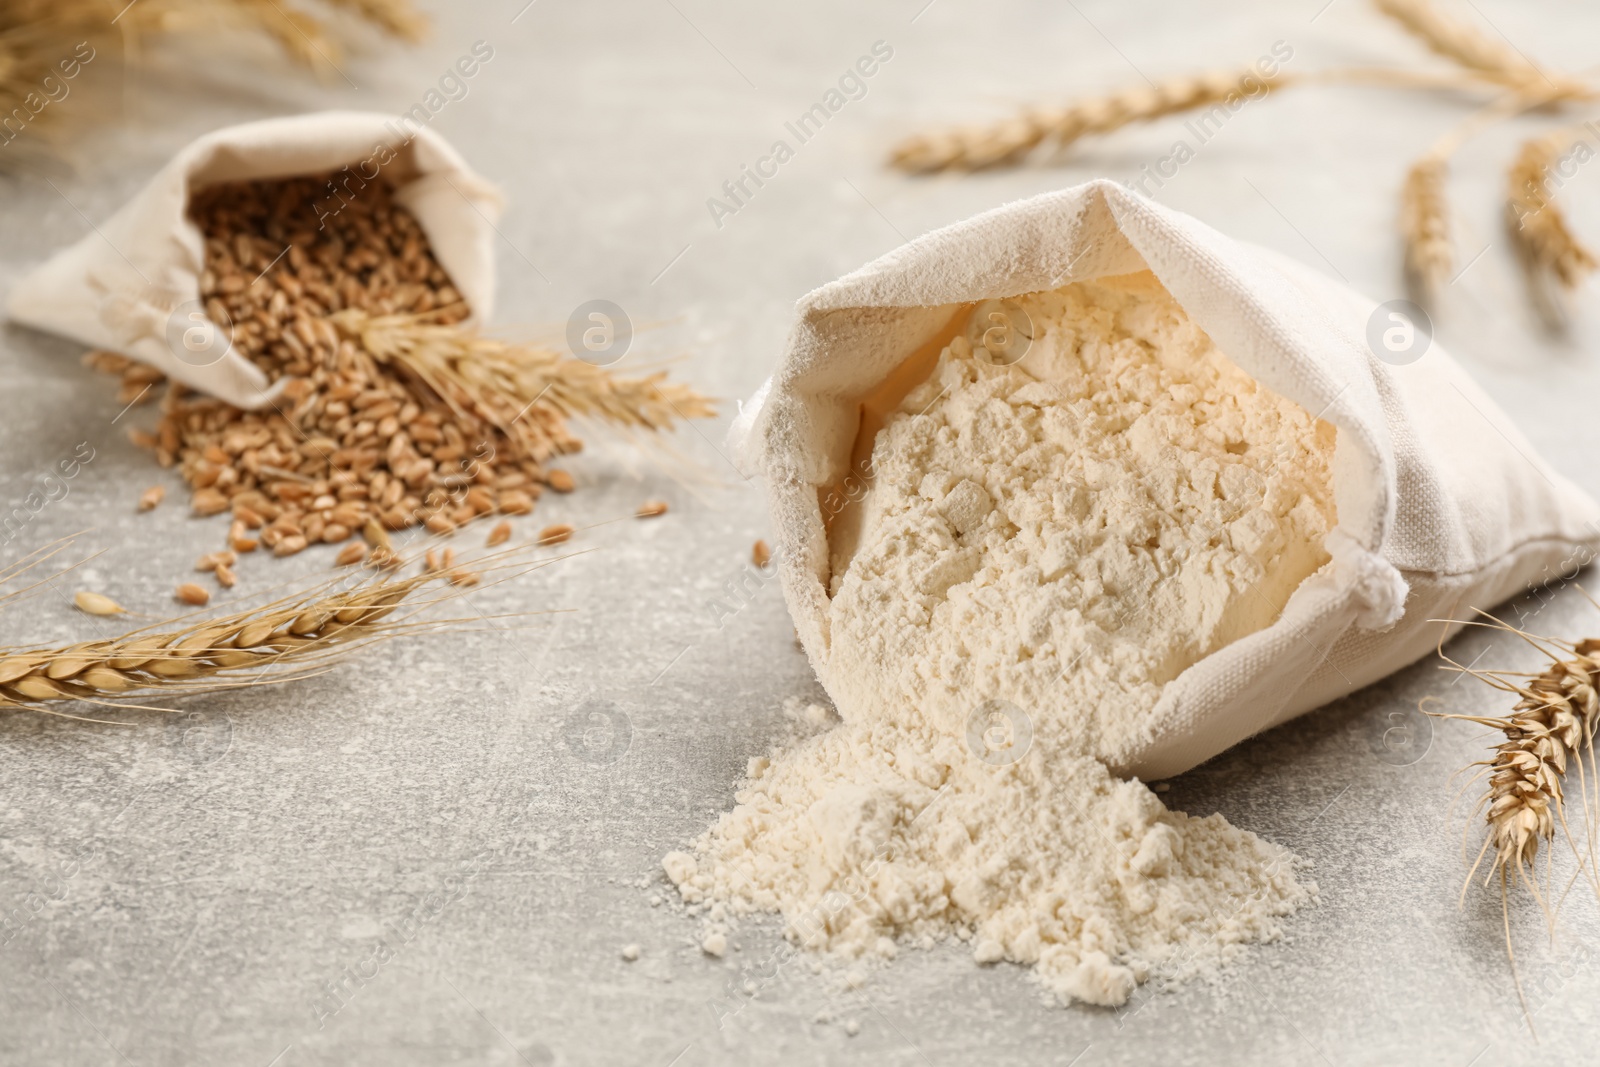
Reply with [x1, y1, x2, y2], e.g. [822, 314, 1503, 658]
[0, 4, 113, 154]
[0, 570, 450, 719]
[319, 0, 428, 42]
[0, 0, 426, 130]
[121, 0, 428, 66]
[0, 535, 554, 721]
[1401, 155, 1453, 295]
[331, 311, 717, 461]
[1434, 616, 1600, 1028]
[885, 62, 1511, 174]
[1372, 0, 1551, 88]
[890, 67, 1295, 173]
[1395, 77, 1595, 307]
[1507, 131, 1598, 292]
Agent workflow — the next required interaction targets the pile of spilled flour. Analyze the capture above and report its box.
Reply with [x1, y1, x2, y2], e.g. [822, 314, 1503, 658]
[664, 272, 1337, 1007]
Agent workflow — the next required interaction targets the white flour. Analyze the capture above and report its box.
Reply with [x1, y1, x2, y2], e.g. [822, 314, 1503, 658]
[826, 271, 1337, 764]
[666, 274, 1334, 1006]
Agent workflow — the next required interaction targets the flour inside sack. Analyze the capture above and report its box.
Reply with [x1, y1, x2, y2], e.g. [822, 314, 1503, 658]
[824, 271, 1339, 766]
[665, 272, 1335, 1006]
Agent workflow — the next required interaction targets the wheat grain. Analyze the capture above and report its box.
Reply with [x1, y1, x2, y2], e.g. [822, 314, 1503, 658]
[486, 521, 512, 547]
[1401, 156, 1453, 296]
[361, 519, 392, 549]
[273, 535, 309, 558]
[752, 539, 771, 568]
[104, 174, 713, 577]
[1507, 132, 1597, 291]
[176, 583, 211, 607]
[890, 67, 1291, 172]
[637, 500, 668, 518]
[138, 487, 165, 512]
[538, 524, 574, 546]
[499, 491, 535, 515]
[73, 591, 125, 617]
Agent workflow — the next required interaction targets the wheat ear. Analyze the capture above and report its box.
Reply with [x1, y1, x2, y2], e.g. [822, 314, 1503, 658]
[1396, 77, 1596, 307]
[1401, 155, 1453, 295]
[1437, 620, 1600, 885]
[1372, 0, 1553, 89]
[1, 0, 429, 157]
[0, 569, 445, 718]
[124, 0, 428, 67]
[1507, 131, 1598, 291]
[889, 68, 1293, 173]
[320, 0, 429, 42]
[1434, 617, 1600, 1027]
[331, 311, 717, 458]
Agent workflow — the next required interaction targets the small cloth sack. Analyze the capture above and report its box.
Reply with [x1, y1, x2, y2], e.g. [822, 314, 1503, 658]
[7, 110, 502, 409]
[732, 179, 1600, 780]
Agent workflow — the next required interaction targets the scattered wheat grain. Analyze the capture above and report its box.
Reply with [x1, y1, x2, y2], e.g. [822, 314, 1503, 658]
[100, 175, 711, 566]
[500, 491, 535, 515]
[274, 535, 308, 558]
[175, 583, 210, 607]
[191, 489, 229, 517]
[73, 591, 125, 616]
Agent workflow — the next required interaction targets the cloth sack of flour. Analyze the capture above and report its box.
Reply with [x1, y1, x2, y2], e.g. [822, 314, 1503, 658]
[7, 110, 502, 410]
[731, 178, 1600, 780]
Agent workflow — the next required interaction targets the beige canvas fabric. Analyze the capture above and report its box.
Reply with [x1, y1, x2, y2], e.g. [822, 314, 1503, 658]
[7, 111, 502, 410]
[730, 179, 1600, 780]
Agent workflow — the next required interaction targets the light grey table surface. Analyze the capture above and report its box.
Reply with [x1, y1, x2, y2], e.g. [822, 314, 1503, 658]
[3, 2, 1600, 1065]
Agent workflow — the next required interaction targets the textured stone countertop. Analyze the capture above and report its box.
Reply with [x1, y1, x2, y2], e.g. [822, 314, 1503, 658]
[2, 2, 1599, 1064]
